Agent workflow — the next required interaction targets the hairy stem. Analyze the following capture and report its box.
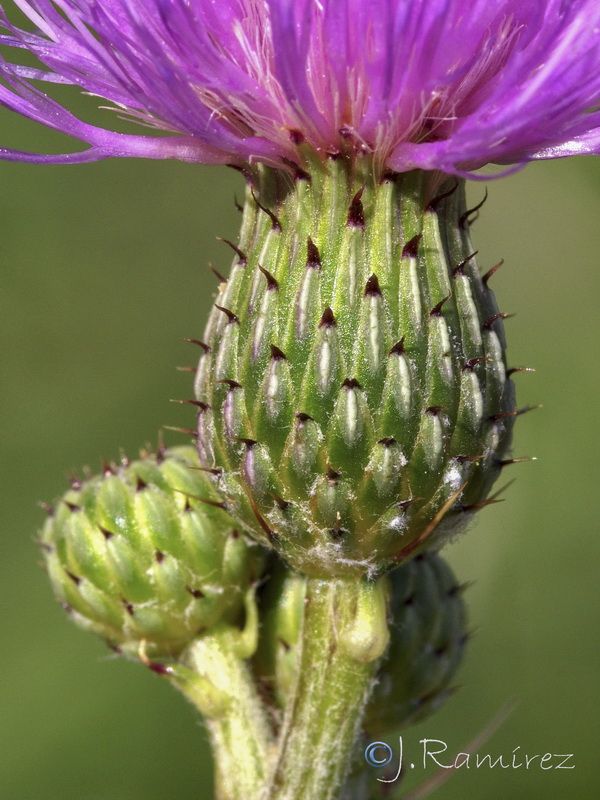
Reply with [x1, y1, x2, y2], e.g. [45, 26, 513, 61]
[179, 629, 274, 800]
[265, 577, 388, 800]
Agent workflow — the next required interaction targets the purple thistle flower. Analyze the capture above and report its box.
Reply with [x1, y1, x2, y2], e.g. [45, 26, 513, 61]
[1, 0, 599, 174]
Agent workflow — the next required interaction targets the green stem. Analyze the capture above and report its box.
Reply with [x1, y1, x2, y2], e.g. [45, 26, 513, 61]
[177, 627, 274, 800]
[266, 577, 389, 800]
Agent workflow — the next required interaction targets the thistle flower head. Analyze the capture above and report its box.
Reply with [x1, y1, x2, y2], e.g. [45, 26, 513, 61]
[1, 0, 600, 174]
[41, 446, 263, 658]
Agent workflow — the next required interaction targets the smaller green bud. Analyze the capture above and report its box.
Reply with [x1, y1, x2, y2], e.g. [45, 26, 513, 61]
[364, 552, 467, 734]
[253, 559, 306, 707]
[41, 446, 263, 658]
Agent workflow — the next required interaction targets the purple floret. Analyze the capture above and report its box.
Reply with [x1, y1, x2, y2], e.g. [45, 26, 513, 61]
[1, 0, 599, 175]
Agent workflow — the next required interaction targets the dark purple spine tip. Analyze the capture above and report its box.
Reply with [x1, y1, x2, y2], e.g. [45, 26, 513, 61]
[380, 170, 398, 184]
[102, 460, 116, 476]
[462, 357, 490, 371]
[430, 294, 451, 317]
[135, 476, 148, 492]
[251, 190, 282, 231]
[163, 425, 198, 436]
[121, 599, 135, 616]
[452, 251, 479, 277]
[186, 586, 205, 599]
[184, 498, 193, 512]
[454, 453, 484, 463]
[226, 163, 255, 188]
[389, 337, 406, 356]
[426, 180, 459, 212]
[295, 411, 314, 423]
[425, 405, 445, 416]
[288, 128, 305, 145]
[272, 493, 290, 510]
[326, 466, 341, 482]
[347, 187, 365, 228]
[189, 492, 228, 510]
[402, 233, 422, 259]
[461, 498, 504, 512]
[306, 236, 322, 268]
[497, 457, 533, 468]
[38, 501, 55, 516]
[100, 526, 114, 541]
[65, 570, 81, 586]
[69, 476, 82, 490]
[217, 378, 243, 390]
[293, 166, 311, 182]
[487, 409, 517, 422]
[342, 378, 362, 390]
[329, 525, 347, 540]
[182, 338, 211, 353]
[396, 497, 424, 510]
[280, 156, 311, 181]
[217, 237, 247, 265]
[258, 264, 279, 290]
[234, 436, 258, 449]
[148, 661, 172, 676]
[192, 465, 223, 476]
[234, 194, 243, 213]
[482, 259, 504, 285]
[215, 305, 239, 324]
[171, 398, 211, 411]
[319, 307, 336, 328]
[459, 188, 488, 229]
[482, 311, 513, 330]
[378, 437, 397, 447]
[230, 529, 240, 539]
[155, 549, 165, 563]
[270, 344, 287, 361]
[364, 274, 382, 296]
[208, 262, 227, 283]
[64, 501, 82, 513]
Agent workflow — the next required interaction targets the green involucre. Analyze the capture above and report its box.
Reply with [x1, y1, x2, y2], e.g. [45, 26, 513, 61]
[41, 446, 263, 657]
[194, 158, 516, 578]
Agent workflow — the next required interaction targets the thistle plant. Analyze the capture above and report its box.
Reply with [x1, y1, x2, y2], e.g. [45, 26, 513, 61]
[3, 1, 599, 799]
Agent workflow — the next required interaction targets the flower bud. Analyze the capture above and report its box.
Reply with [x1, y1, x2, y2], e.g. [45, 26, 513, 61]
[40, 446, 263, 658]
[364, 552, 467, 734]
[194, 162, 517, 578]
[253, 559, 306, 708]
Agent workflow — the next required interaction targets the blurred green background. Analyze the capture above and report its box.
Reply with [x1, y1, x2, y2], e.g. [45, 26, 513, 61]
[1, 101, 599, 799]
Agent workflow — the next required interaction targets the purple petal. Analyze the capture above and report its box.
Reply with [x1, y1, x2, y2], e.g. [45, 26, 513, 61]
[0, 0, 599, 173]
